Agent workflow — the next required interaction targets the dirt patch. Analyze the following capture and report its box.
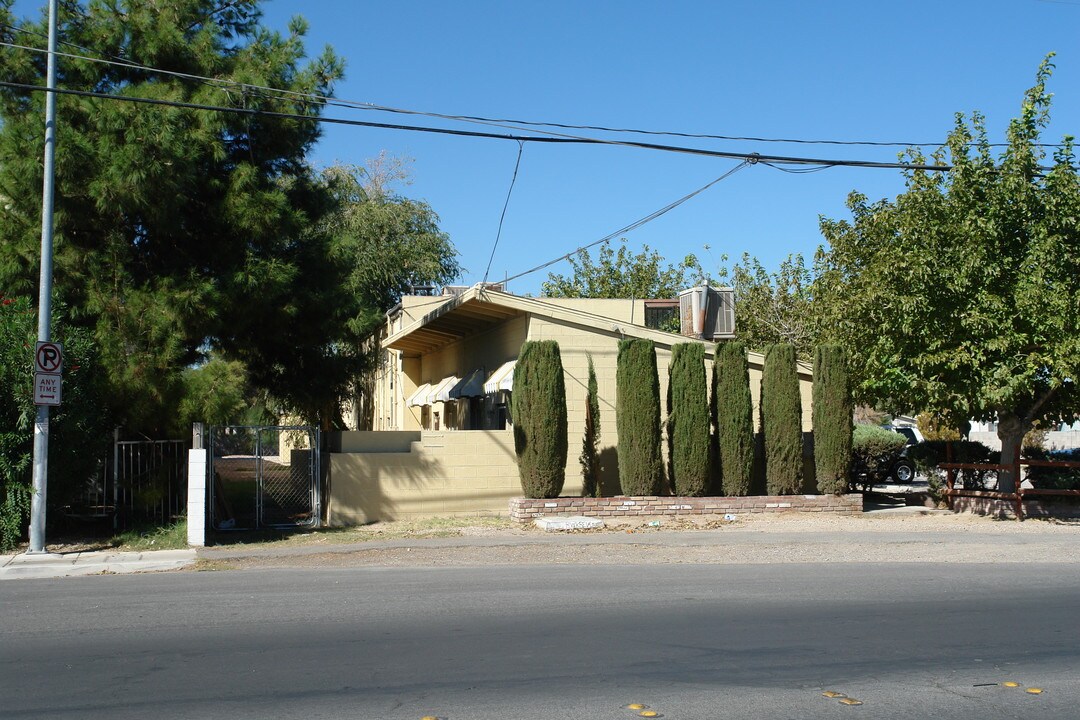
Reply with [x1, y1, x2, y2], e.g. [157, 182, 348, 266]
[195, 511, 1080, 571]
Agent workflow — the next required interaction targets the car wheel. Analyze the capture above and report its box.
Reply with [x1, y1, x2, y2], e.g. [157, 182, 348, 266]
[893, 460, 916, 484]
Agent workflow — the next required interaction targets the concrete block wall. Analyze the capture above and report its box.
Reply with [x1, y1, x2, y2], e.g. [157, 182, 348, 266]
[509, 494, 863, 522]
[329, 430, 521, 524]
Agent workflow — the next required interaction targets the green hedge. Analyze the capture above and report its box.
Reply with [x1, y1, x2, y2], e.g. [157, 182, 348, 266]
[812, 345, 852, 495]
[511, 341, 568, 498]
[667, 343, 710, 496]
[714, 341, 754, 496]
[1026, 448, 1080, 490]
[907, 440, 998, 490]
[616, 338, 664, 496]
[762, 344, 803, 495]
[850, 424, 906, 491]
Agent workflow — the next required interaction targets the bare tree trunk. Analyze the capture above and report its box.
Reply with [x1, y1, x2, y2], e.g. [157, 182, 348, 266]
[996, 412, 1029, 494]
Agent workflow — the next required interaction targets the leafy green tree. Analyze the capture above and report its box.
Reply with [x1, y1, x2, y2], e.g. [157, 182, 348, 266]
[511, 341, 568, 499]
[542, 239, 701, 299]
[320, 160, 461, 337]
[580, 354, 601, 498]
[667, 343, 710, 496]
[228, 161, 461, 428]
[0, 1, 342, 432]
[174, 355, 276, 433]
[615, 339, 665, 495]
[0, 296, 114, 550]
[817, 56, 1080, 492]
[716, 252, 820, 357]
[714, 341, 754, 496]
[812, 345, 852, 495]
[761, 343, 803, 495]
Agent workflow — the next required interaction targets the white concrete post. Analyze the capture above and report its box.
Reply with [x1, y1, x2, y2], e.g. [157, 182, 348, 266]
[186, 448, 207, 547]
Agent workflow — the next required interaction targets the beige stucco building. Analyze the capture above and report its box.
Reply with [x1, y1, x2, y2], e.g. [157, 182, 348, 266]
[330, 285, 814, 525]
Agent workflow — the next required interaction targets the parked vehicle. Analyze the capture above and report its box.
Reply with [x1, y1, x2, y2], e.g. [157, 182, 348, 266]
[883, 424, 923, 483]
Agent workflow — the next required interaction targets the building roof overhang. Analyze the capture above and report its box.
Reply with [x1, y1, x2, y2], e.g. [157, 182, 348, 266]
[381, 285, 809, 377]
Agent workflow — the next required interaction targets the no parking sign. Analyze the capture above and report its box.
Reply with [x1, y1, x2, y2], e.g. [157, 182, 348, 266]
[34, 341, 62, 406]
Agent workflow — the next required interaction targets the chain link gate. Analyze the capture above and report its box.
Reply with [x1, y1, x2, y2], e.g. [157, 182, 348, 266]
[209, 426, 321, 530]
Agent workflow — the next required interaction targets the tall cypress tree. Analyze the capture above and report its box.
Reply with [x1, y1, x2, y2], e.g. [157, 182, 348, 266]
[668, 343, 710, 496]
[580, 354, 602, 498]
[714, 341, 755, 496]
[762, 343, 803, 495]
[813, 345, 853, 495]
[511, 341, 568, 499]
[616, 339, 664, 495]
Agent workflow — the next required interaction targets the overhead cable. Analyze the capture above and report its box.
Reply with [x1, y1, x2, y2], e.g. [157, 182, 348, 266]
[499, 160, 751, 288]
[0, 34, 1064, 151]
[0, 81, 980, 172]
[483, 140, 524, 286]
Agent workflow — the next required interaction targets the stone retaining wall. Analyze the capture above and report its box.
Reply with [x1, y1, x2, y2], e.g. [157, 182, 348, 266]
[509, 493, 863, 522]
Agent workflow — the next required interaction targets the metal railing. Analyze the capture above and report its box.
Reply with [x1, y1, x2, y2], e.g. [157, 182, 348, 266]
[66, 435, 188, 529]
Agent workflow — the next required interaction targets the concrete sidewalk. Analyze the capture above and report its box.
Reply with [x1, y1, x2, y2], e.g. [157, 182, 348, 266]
[0, 549, 196, 580]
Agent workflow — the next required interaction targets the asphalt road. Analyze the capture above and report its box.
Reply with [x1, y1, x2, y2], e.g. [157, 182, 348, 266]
[2, 563, 1078, 719]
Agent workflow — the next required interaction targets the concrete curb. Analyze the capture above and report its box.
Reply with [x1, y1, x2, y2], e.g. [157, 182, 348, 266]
[0, 549, 196, 580]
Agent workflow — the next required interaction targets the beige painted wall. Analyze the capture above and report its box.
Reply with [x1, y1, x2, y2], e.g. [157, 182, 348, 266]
[330, 430, 520, 523]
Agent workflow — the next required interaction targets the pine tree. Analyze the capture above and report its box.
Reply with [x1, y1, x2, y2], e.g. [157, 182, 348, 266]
[512, 341, 568, 498]
[714, 341, 755, 496]
[762, 343, 803, 495]
[580, 354, 602, 498]
[616, 339, 664, 495]
[667, 343, 710, 496]
[813, 345, 853, 495]
[0, 1, 345, 431]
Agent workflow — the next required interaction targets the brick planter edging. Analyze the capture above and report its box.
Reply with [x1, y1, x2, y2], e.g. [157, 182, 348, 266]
[509, 493, 863, 522]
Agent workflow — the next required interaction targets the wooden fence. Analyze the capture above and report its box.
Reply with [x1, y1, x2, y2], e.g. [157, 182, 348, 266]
[940, 443, 1080, 520]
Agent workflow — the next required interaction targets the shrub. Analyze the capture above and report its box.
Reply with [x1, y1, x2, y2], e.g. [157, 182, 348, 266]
[812, 345, 852, 495]
[616, 338, 664, 496]
[762, 344, 802, 495]
[850, 424, 907, 491]
[667, 343, 710, 496]
[907, 440, 998, 490]
[511, 341, 568, 498]
[714, 341, 754, 496]
[1024, 447, 1080, 491]
[580, 354, 601, 498]
[0, 295, 114, 550]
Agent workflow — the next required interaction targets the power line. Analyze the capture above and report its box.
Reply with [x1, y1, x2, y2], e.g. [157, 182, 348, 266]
[483, 141, 524, 286]
[0, 33, 1065, 151]
[0, 80, 982, 172]
[501, 160, 752, 288]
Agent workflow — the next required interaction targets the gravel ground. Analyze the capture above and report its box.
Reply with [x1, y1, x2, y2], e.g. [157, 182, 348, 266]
[196, 512, 1080, 570]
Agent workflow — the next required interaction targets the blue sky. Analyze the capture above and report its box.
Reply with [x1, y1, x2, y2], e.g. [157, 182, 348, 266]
[16, 0, 1080, 294]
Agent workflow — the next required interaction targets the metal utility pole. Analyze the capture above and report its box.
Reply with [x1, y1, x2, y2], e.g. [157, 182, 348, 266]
[27, 0, 60, 554]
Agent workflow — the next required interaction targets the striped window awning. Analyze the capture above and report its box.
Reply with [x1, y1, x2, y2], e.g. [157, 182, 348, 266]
[483, 360, 516, 394]
[406, 382, 432, 407]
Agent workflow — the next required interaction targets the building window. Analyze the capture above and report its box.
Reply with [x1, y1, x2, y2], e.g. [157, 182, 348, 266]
[644, 300, 680, 332]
